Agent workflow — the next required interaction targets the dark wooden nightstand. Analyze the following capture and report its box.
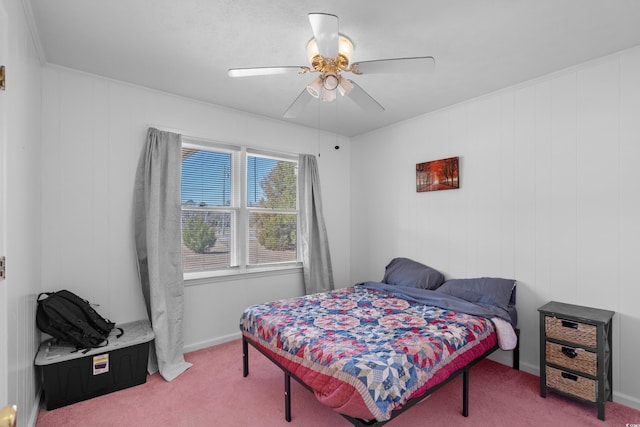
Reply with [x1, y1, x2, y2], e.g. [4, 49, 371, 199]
[538, 301, 614, 420]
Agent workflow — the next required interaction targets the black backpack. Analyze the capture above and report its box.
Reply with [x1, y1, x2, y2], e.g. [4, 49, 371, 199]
[36, 290, 121, 351]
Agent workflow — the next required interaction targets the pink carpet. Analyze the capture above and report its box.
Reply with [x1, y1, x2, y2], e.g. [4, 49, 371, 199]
[36, 339, 640, 426]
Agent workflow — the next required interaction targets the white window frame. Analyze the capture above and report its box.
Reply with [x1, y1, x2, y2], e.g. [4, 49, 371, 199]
[182, 139, 301, 282]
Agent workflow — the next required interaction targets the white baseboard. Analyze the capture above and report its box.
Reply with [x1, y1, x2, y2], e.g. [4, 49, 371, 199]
[25, 390, 42, 427]
[518, 361, 539, 376]
[183, 332, 242, 353]
[613, 390, 640, 411]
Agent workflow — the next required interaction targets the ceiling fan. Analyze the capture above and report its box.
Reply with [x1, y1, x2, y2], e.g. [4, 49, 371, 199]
[227, 13, 435, 118]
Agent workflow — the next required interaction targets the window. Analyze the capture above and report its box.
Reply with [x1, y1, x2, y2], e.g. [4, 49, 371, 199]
[181, 140, 299, 277]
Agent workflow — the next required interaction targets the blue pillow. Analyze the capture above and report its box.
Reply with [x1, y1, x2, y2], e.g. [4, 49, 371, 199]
[382, 258, 445, 290]
[435, 277, 516, 310]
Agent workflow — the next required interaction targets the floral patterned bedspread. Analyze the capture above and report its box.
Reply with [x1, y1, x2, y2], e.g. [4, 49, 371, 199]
[240, 286, 496, 421]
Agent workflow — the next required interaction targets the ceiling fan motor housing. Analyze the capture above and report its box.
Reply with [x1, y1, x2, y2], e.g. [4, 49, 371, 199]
[306, 35, 353, 73]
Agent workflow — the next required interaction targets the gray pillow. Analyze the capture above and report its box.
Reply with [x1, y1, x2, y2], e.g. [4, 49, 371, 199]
[435, 277, 516, 310]
[382, 258, 445, 290]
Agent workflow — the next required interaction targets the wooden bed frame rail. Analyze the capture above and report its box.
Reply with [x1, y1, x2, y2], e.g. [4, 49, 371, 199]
[243, 328, 520, 427]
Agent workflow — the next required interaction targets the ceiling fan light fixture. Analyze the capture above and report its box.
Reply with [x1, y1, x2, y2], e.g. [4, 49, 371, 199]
[323, 73, 339, 91]
[338, 35, 354, 63]
[306, 76, 323, 98]
[338, 76, 353, 96]
[306, 39, 319, 63]
[322, 86, 337, 102]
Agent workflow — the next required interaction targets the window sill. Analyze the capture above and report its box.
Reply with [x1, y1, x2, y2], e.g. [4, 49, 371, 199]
[184, 264, 303, 287]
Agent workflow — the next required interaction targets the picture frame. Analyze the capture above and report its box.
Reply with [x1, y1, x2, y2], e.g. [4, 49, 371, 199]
[416, 156, 459, 192]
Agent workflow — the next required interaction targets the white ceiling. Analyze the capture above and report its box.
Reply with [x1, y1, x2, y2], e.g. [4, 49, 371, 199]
[28, 0, 640, 137]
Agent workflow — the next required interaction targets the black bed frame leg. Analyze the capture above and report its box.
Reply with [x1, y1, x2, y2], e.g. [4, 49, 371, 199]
[242, 337, 249, 377]
[462, 368, 469, 417]
[285, 371, 292, 422]
[513, 328, 520, 370]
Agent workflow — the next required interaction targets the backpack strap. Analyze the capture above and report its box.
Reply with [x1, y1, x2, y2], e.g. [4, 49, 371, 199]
[75, 340, 110, 354]
[76, 327, 123, 353]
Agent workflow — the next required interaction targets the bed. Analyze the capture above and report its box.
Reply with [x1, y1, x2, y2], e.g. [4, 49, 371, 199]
[240, 258, 519, 426]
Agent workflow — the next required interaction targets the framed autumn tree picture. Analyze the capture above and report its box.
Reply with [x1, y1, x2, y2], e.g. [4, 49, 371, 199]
[416, 156, 459, 192]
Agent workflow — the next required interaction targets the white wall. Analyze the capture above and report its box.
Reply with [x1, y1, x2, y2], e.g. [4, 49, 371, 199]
[1, 0, 42, 425]
[40, 65, 351, 352]
[350, 46, 640, 410]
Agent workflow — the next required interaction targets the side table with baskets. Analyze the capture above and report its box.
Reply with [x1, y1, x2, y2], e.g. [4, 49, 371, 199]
[538, 301, 614, 421]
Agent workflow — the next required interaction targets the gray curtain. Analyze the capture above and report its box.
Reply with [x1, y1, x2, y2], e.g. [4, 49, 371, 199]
[134, 127, 192, 381]
[298, 154, 334, 294]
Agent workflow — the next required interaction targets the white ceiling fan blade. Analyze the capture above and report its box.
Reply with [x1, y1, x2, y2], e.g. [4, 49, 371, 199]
[351, 57, 435, 75]
[283, 89, 313, 118]
[228, 66, 309, 78]
[347, 81, 385, 113]
[308, 13, 339, 58]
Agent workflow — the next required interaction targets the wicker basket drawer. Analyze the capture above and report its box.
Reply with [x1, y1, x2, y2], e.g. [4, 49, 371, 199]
[545, 316, 597, 347]
[545, 342, 597, 376]
[546, 366, 597, 402]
